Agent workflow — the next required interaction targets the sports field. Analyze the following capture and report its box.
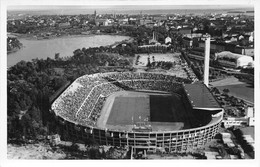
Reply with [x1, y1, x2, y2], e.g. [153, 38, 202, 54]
[134, 53, 181, 68]
[150, 94, 188, 123]
[210, 76, 254, 104]
[216, 84, 254, 103]
[107, 96, 150, 125]
[133, 53, 188, 78]
[97, 91, 192, 131]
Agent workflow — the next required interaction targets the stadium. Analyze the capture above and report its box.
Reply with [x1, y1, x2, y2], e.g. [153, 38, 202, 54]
[51, 72, 224, 153]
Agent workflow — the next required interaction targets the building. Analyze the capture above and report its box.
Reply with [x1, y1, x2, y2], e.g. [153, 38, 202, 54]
[223, 107, 254, 128]
[95, 19, 110, 26]
[240, 127, 254, 150]
[48, 134, 61, 145]
[183, 37, 193, 48]
[249, 33, 254, 42]
[198, 40, 226, 53]
[224, 43, 237, 53]
[153, 16, 167, 22]
[118, 18, 129, 25]
[215, 51, 254, 68]
[234, 46, 254, 57]
[245, 107, 254, 118]
[245, 107, 255, 126]
[149, 31, 159, 44]
[183, 33, 203, 38]
[187, 47, 216, 61]
[165, 36, 172, 44]
[138, 44, 169, 52]
[204, 151, 220, 159]
[243, 135, 254, 150]
[58, 22, 71, 28]
[139, 19, 153, 26]
[199, 41, 254, 57]
[222, 117, 248, 128]
[222, 117, 254, 128]
[178, 27, 192, 35]
[248, 117, 255, 126]
[221, 132, 235, 147]
[211, 41, 226, 52]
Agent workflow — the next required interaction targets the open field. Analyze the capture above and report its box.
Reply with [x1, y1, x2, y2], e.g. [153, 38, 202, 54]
[133, 53, 188, 78]
[210, 76, 254, 103]
[97, 91, 191, 131]
[134, 53, 181, 68]
[215, 84, 254, 103]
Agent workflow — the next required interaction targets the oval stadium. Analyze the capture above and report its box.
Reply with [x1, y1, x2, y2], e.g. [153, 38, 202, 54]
[51, 72, 224, 153]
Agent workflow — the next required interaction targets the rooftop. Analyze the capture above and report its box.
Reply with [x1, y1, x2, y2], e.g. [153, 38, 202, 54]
[216, 51, 251, 59]
[240, 126, 254, 140]
[183, 83, 221, 109]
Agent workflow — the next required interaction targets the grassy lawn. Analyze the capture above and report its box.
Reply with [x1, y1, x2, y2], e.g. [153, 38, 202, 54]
[216, 84, 254, 103]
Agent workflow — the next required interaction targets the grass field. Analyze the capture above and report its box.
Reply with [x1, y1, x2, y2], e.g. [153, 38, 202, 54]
[107, 96, 150, 125]
[216, 84, 254, 103]
[98, 91, 192, 131]
[210, 76, 254, 104]
[150, 94, 187, 123]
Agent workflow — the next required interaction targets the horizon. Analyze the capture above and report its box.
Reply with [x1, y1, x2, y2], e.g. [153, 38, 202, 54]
[7, 5, 254, 16]
[8, 5, 254, 11]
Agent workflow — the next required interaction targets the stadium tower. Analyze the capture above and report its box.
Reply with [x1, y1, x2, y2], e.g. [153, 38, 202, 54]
[203, 36, 210, 87]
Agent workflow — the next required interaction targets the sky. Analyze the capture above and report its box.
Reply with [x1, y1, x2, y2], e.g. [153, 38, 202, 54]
[7, 5, 253, 11]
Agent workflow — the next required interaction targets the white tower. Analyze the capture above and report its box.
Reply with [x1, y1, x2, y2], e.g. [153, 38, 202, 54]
[204, 36, 210, 87]
[153, 31, 156, 41]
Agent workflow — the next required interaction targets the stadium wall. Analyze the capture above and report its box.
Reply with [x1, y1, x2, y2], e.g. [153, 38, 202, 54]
[56, 114, 222, 153]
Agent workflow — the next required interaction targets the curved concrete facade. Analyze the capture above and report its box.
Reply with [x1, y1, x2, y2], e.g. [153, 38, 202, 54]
[56, 115, 222, 153]
[52, 72, 223, 153]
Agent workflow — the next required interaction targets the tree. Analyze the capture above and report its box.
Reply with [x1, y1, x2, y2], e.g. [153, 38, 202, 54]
[88, 147, 101, 159]
[55, 53, 60, 60]
[223, 88, 230, 95]
[146, 57, 151, 68]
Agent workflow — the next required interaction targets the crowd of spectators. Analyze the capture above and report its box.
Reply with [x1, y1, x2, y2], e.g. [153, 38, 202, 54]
[52, 72, 192, 127]
[182, 65, 199, 82]
[76, 82, 124, 122]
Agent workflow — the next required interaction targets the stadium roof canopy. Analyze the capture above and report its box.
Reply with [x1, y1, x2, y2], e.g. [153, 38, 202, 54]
[183, 83, 221, 110]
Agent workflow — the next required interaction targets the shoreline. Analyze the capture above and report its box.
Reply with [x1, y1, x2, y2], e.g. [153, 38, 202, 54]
[7, 33, 132, 67]
[8, 32, 130, 41]
[7, 47, 22, 54]
[8, 32, 132, 51]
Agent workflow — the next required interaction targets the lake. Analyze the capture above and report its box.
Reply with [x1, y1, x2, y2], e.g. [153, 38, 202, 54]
[7, 35, 130, 67]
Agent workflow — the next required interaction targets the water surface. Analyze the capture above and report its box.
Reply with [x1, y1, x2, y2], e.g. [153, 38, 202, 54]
[8, 35, 130, 67]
